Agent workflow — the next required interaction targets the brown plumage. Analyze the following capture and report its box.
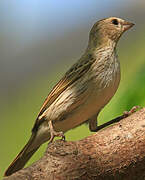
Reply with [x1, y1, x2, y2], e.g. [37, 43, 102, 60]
[4, 17, 134, 176]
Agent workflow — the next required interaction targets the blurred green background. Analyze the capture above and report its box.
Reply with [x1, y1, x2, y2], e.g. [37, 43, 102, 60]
[1, 0, 145, 178]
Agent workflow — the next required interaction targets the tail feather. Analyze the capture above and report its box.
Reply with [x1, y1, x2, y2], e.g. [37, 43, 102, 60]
[4, 133, 40, 176]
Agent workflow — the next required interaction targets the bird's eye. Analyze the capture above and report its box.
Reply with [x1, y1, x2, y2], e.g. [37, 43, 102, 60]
[112, 19, 119, 25]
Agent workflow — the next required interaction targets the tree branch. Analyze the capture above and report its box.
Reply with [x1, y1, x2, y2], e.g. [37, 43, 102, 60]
[3, 108, 145, 180]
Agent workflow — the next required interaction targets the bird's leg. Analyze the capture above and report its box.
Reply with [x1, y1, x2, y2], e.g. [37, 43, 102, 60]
[89, 106, 140, 132]
[89, 114, 98, 132]
[48, 121, 65, 144]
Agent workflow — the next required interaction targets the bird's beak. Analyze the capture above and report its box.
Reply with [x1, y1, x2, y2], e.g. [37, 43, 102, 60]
[122, 21, 135, 32]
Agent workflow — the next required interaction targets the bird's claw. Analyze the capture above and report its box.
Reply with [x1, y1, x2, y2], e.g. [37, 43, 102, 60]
[123, 105, 141, 117]
[49, 130, 65, 144]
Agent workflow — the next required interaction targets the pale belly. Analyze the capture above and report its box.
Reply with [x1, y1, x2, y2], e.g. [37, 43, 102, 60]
[52, 72, 120, 133]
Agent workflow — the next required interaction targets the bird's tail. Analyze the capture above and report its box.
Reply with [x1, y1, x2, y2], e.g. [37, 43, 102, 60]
[4, 133, 40, 176]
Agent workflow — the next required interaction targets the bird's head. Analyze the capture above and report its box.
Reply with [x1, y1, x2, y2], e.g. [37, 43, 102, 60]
[88, 17, 134, 49]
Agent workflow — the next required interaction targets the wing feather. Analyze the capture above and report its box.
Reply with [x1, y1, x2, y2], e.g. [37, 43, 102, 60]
[32, 59, 92, 132]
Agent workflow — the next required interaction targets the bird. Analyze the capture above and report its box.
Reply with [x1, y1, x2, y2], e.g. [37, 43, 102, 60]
[5, 17, 134, 176]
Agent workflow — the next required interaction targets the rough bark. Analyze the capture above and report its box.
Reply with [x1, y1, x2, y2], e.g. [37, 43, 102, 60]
[3, 108, 145, 180]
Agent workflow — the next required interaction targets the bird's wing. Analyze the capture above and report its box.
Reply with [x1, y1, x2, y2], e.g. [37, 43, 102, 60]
[32, 59, 92, 132]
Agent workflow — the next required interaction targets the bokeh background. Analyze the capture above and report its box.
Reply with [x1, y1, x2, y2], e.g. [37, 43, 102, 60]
[1, 0, 145, 177]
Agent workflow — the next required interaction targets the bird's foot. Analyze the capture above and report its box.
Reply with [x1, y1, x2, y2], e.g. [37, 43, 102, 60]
[49, 130, 65, 143]
[123, 105, 141, 118]
[48, 121, 65, 144]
